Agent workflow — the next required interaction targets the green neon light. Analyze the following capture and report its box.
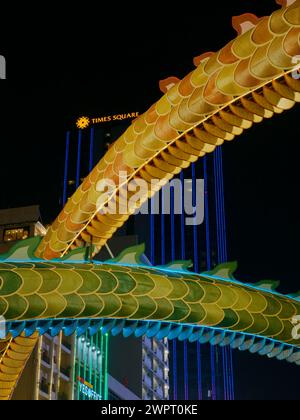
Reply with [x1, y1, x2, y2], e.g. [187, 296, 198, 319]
[104, 333, 109, 401]
[76, 336, 80, 400]
[83, 331, 87, 401]
[73, 332, 78, 401]
[96, 332, 100, 399]
[75, 330, 109, 401]
[89, 335, 93, 389]
[100, 329, 104, 400]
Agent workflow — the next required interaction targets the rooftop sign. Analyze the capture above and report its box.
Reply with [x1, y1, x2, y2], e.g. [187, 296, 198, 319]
[76, 112, 139, 130]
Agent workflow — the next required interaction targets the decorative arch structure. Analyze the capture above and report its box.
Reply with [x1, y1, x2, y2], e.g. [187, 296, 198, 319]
[1, 0, 300, 400]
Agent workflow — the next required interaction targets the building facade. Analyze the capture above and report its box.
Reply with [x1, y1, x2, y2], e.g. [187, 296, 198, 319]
[7, 106, 234, 400]
[61, 111, 234, 400]
[62, 115, 170, 401]
[0, 205, 142, 401]
[0, 206, 46, 253]
[142, 337, 169, 400]
[135, 149, 235, 400]
[74, 331, 108, 400]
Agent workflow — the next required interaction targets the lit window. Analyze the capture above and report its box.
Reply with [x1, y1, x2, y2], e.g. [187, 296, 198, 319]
[4, 227, 30, 242]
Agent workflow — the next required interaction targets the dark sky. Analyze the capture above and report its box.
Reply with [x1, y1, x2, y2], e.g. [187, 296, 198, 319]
[1, 0, 299, 399]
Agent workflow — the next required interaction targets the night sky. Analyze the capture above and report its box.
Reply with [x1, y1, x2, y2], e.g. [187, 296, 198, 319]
[1, 0, 299, 400]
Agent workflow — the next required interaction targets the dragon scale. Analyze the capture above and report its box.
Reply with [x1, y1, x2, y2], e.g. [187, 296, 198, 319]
[1, 0, 300, 400]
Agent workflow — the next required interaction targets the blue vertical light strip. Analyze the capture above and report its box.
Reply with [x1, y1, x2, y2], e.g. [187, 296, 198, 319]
[229, 343, 235, 400]
[203, 157, 211, 271]
[215, 149, 221, 255]
[219, 149, 226, 260]
[89, 127, 95, 172]
[217, 149, 229, 400]
[179, 172, 185, 402]
[204, 155, 217, 401]
[218, 148, 230, 401]
[63, 131, 70, 206]
[210, 346, 217, 400]
[215, 148, 229, 400]
[161, 187, 166, 265]
[215, 147, 235, 400]
[203, 156, 212, 403]
[222, 344, 228, 401]
[196, 341, 202, 400]
[183, 340, 189, 400]
[192, 164, 199, 273]
[214, 149, 227, 400]
[192, 162, 201, 400]
[219, 149, 228, 263]
[225, 346, 231, 400]
[170, 185, 175, 262]
[180, 172, 186, 260]
[218, 148, 235, 400]
[214, 150, 222, 263]
[76, 130, 83, 188]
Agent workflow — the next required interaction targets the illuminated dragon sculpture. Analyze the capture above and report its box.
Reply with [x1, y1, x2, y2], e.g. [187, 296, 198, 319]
[1, 0, 300, 400]
[0, 238, 300, 400]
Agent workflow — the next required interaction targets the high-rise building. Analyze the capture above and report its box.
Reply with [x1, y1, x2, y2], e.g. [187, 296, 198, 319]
[12, 332, 76, 400]
[0, 206, 110, 401]
[0, 206, 74, 401]
[62, 113, 170, 401]
[61, 109, 234, 401]
[134, 148, 235, 400]
[5, 107, 234, 401]
[1, 208, 137, 401]
[12, 321, 139, 401]
[142, 337, 169, 400]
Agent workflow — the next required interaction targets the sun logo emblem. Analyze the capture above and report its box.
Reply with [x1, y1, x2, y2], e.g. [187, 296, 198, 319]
[76, 116, 90, 130]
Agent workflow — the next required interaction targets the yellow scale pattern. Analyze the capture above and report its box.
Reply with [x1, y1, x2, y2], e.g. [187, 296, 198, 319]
[2, 0, 300, 400]
[35, 1, 300, 260]
[0, 262, 299, 346]
[0, 333, 38, 400]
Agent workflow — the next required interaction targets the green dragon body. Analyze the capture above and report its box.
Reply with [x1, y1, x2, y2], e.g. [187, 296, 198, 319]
[1, 238, 299, 365]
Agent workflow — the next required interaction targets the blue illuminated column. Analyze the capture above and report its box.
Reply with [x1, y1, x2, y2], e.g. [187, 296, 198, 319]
[63, 132, 70, 206]
[89, 127, 95, 172]
[76, 130, 83, 188]
[213, 147, 235, 401]
[145, 146, 234, 401]
[161, 186, 166, 265]
[196, 342, 202, 401]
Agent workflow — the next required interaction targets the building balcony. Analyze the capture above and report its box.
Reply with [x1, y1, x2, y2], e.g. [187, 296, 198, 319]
[145, 347, 168, 369]
[153, 386, 164, 400]
[143, 356, 152, 370]
[61, 341, 72, 353]
[41, 353, 51, 366]
[40, 382, 50, 396]
[156, 349, 163, 361]
[60, 366, 71, 381]
[154, 367, 164, 380]
[143, 375, 152, 389]
[143, 337, 152, 349]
